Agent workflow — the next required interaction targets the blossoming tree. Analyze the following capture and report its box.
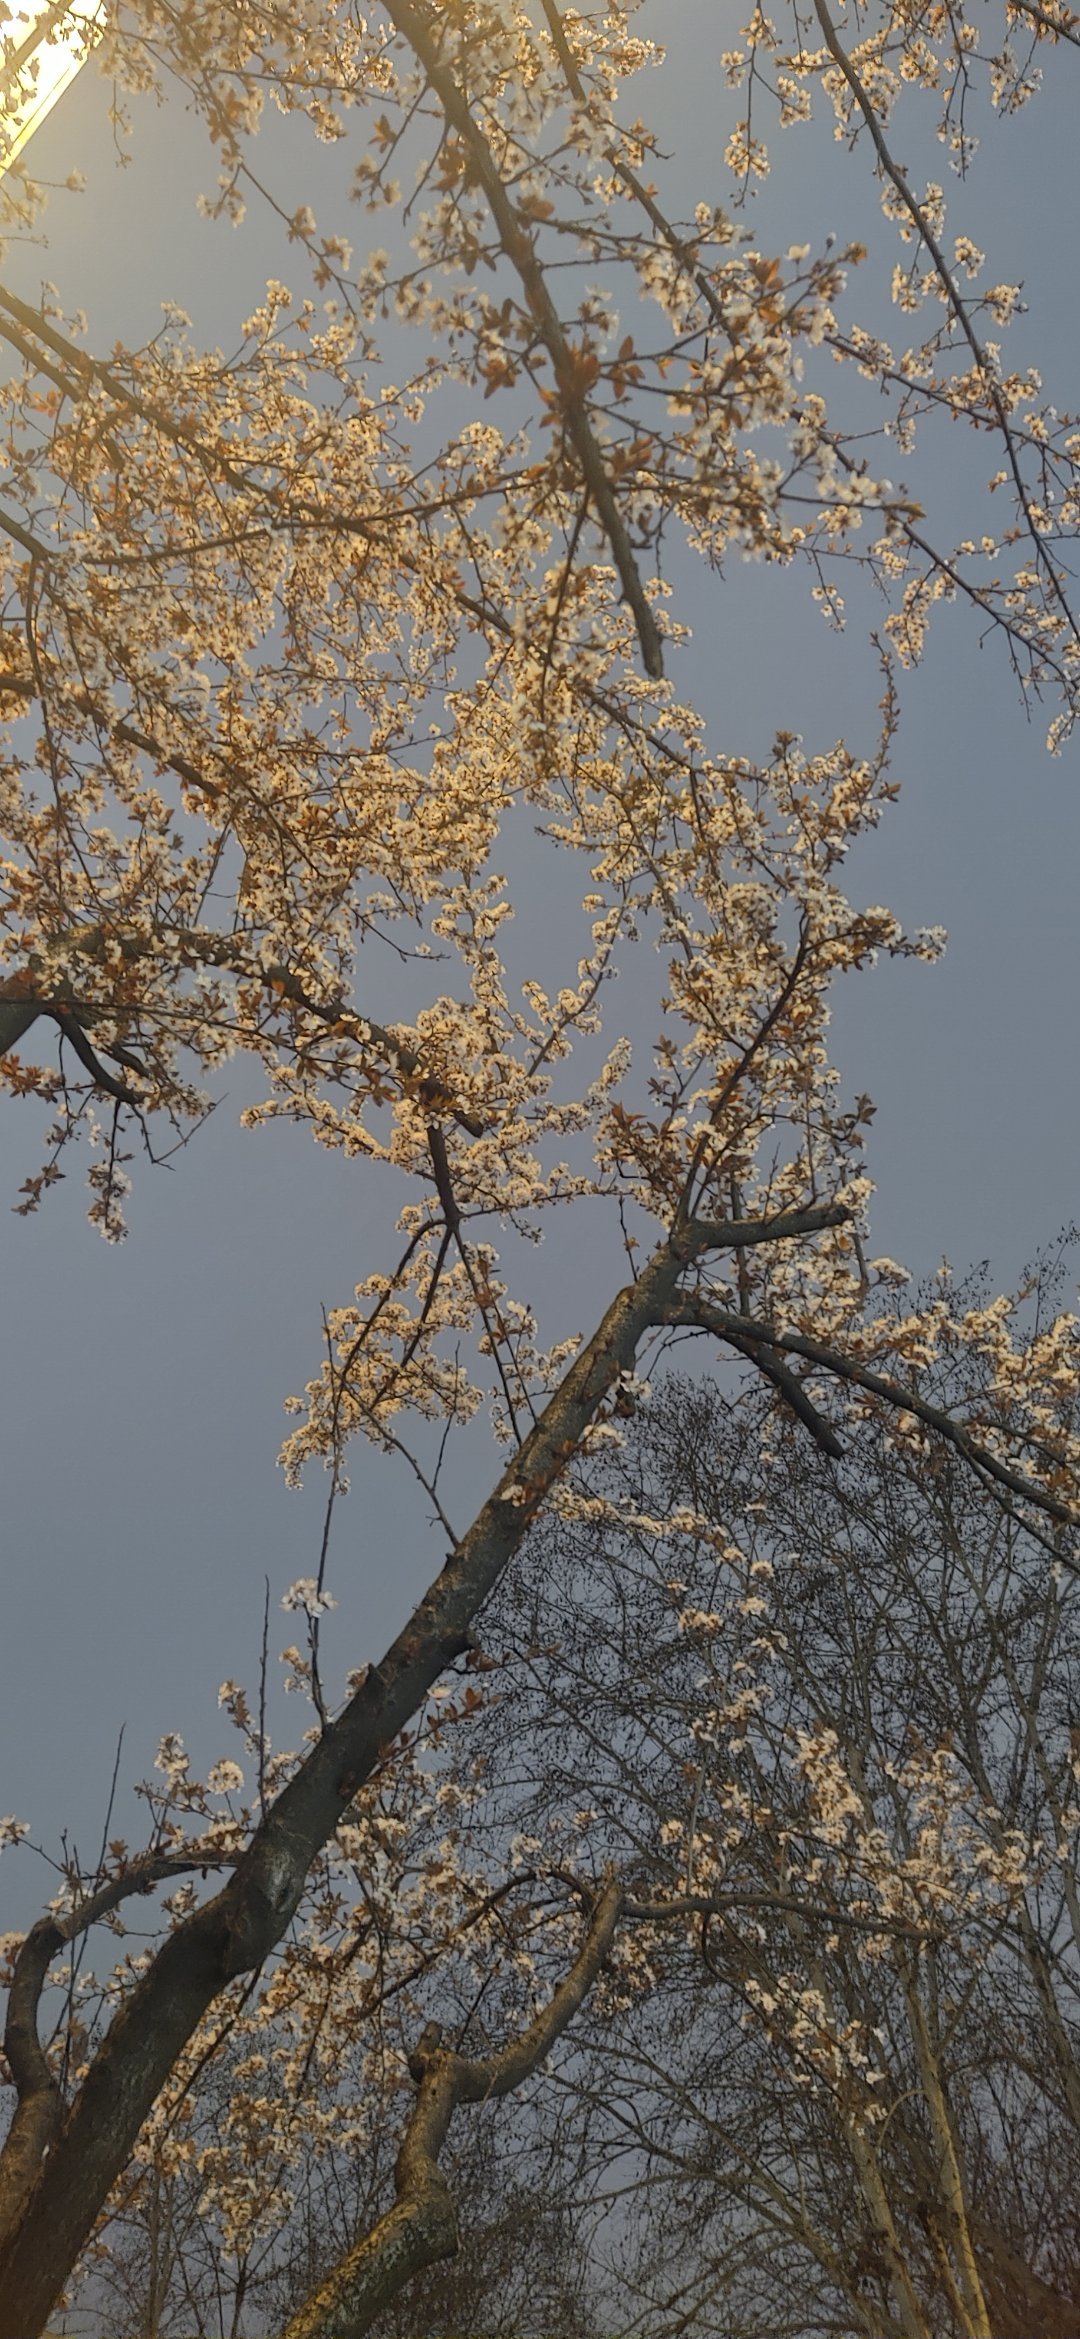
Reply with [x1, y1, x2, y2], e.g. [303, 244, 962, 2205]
[0, 0, 1079, 2332]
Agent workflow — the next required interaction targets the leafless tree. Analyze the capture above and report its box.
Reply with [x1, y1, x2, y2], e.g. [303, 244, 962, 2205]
[458, 1264, 1080, 2338]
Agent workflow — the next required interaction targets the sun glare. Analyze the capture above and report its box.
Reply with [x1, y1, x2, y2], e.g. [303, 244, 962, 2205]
[0, 0, 102, 167]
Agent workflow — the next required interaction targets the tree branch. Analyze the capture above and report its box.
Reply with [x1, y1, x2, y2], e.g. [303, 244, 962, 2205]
[677, 1201, 852, 1254]
[720, 1326, 845, 1459]
[383, 0, 665, 679]
[0, 1850, 234, 2257]
[0, 927, 487, 1136]
[52, 1007, 142, 1108]
[665, 1296, 1079, 1529]
[811, 0, 1080, 659]
[281, 1876, 622, 2339]
[0, 666, 222, 804]
[623, 1890, 931, 1940]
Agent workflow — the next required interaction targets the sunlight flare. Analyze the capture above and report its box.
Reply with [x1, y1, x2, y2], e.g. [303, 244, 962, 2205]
[0, 0, 101, 167]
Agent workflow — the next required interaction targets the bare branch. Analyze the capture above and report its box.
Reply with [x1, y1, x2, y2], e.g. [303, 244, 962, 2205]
[677, 1202, 852, 1255]
[623, 1891, 932, 1940]
[665, 1296, 1079, 1530]
[720, 1326, 845, 1459]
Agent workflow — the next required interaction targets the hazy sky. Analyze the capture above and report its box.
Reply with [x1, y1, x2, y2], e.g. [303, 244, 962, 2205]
[2, 3, 1078, 1916]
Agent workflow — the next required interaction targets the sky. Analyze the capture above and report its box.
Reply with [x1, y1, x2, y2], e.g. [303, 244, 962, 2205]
[1, 2, 1078, 1915]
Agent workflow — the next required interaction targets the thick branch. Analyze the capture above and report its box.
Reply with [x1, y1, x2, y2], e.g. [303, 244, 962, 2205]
[969, 2211, 1080, 2339]
[679, 1201, 851, 1254]
[282, 2055, 459, 2339]
[51, 1007, 141, 1107]
[0, 1850, 233, 2256]
[457, 1872, 622, 2105]
[0, 504, 49, 561]
[720, 1326, 844, 1459]
[0, 994, 41, 1053]
[0, 977, 144, 1106]
[666, 1297, 1079, 1529]
[282, 1878, 621, 2339]
[0, 1921, 62, 2256]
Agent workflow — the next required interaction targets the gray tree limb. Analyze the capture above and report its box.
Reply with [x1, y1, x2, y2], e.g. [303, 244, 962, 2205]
[0, 1850, 234, 2256]
[665, 1296, 1079, 1529]
[282, 1877, 622, 2339]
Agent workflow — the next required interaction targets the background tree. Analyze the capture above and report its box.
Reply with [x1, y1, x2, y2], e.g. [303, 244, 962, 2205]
[462, 1287, 1080, 2339]
[0, 1, 1079, 2332]
[67, 1274, 1080, 2337]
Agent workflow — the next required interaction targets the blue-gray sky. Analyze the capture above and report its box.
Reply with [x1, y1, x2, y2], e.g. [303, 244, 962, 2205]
[1, 3, 1078, 1911]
